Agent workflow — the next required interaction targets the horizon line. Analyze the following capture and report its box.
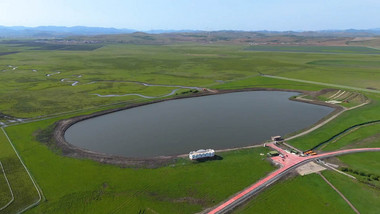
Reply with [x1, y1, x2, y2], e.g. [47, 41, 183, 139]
[1, 25, 380, 33]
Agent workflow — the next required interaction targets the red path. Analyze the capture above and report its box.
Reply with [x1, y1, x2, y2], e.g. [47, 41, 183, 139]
[207, 143, 380, 214]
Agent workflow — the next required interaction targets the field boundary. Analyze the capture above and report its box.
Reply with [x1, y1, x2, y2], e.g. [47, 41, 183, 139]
[1, 127, 42, 213]
[0, 161, 14, 211]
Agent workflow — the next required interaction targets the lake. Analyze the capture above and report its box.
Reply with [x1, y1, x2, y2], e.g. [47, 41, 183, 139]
[65, 91, 334, 158]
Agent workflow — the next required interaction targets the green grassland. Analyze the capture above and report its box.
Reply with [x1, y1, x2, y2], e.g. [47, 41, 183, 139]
[0, 162, 12, 209]
[320, 123, 380, 151]
[1, 42, 380, 118]
[3, 118, 275, 214]
[235, 173, 355, 214]
[0, 129, 39, 214]
[339, 152, 380, 176]
[235, 154, 380, 214]
[236, 136, 380, 214]
[322, 170, 380, 214]
[0, 41, 380, 213]
[287, 93, 380, 151]
[246, 45, 380, 54]
[328, 131, 380, 190]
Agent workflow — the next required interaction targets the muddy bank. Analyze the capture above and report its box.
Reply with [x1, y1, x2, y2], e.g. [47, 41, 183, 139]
[53, 88, 342, 168]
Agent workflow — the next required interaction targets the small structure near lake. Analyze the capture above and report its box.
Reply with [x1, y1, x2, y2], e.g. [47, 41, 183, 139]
[189, 149, 215, 160]
[271, 135, 283, 142]
[267, 151, 279, 157]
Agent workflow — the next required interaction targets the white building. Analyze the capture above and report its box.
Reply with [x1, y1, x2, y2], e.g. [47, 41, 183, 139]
[189, 149, 215, 160]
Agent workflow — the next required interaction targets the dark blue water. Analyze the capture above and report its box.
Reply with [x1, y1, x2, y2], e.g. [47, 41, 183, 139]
[65, 91, 333, 157]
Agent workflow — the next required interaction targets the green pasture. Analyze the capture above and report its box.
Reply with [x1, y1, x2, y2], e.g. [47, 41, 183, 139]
[338, 152, 380, 176]
[236, 151, 380, 214]
[322, 170, 380, 214]
[0, 162, 12, 210]
[3, 117, 275, 213]
[246, 45, 380, 54]
[235, 173, 355, 214]
[0, 129, 39, 214]
[0, 42, 379, 213]
[287, 93, 380, 151]
[1, 43, 380, 118]
[320, 123, 380, 151]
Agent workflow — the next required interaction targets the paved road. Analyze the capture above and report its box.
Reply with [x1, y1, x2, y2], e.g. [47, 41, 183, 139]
[285, 91, 370, 142]
[206, 143, 380, 214]
[263, 75, 380, 94]
[285, 109, 345, 141]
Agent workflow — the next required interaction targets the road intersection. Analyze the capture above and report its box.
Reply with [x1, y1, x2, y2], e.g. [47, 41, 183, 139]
[206, 142, 380, 214]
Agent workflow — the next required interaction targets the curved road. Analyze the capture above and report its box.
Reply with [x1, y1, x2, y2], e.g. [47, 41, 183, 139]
[206, 143, 380, 214]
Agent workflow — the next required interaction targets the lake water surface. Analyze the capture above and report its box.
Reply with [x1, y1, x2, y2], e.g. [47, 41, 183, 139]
[65, 91, 334, 157]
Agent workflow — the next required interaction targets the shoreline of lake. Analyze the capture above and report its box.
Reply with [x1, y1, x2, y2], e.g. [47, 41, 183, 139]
[53, 88, 342, 168]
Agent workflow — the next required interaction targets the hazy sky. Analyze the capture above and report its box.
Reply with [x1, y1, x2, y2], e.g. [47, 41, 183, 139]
[0, 0, 379, 31]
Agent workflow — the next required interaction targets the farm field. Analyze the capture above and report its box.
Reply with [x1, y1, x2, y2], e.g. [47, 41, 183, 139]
[0, 41, 379, 213]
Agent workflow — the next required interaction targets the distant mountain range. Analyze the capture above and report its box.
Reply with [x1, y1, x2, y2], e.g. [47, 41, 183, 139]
[0, 26, 136, 38]
[0, 26, 379, 38]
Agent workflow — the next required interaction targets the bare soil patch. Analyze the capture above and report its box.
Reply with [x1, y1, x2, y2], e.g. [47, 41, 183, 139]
[296, 162, 326, 176]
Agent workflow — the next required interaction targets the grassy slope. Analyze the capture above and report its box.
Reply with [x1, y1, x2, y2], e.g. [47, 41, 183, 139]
[322, 170, 380, 214]
[338, 152, 380, 176]
[235, 173, 354, 214]
[320, 123, 380, 151]
[288, 94, 380, 151]
[5, 118, 275, 213]
[0, 130, 39, 214]
[323, 134, 380, 213]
